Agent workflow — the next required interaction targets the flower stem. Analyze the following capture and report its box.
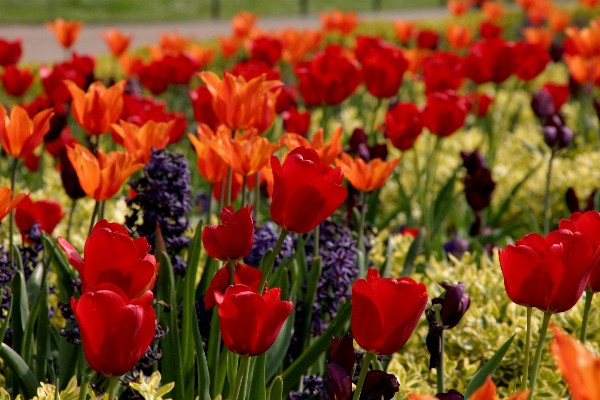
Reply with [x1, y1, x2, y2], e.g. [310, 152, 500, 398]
[78, 367, 89, 400]
[66, 199, 77, 242]
[232, 356, 250, 400]
[258, 229, 288, 292]
[543, 150, 555, 235]
[8, 158, 18, 266]
[88, 201, 100, 237]
[580, 291, 594, 344]
[352, 352, 375, 400]
[357, 191, 368, 277]
[528, 311, 552, 400]
[521, 306, 532, 391]
[106, 376, 118, 400]
[313, 224, 320, 260]
[229, 261, 235, 286]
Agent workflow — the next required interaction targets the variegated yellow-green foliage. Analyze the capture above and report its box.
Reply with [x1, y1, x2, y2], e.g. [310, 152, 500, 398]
[128, 371, 174, 400]
[370, 230, 600, 399]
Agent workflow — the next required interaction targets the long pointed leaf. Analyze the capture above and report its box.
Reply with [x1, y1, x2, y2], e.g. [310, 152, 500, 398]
[432, 170, 458, 233]
[401, 228, 426, 277]
[0, 343, 39, 399]
[193, 301, 211, 400]
[35, 279, 49, 382]
[300, 257, 322, 350]
[249, 353, 266, 400]
[10, 267, 28, 361]
[267, 376, 283, 400]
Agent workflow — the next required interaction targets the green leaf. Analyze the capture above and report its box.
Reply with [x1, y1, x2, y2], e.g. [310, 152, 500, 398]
[266, 308, 295, 381]
[380, 234, 394, 278]
[198, 256, 217, 298]
[401, 228, 426, 277]
[267, 376, 283, 400]
[281, 301, 351, 394]
[464, 334, 516, 399]
[21, 276, 47, 367]
[0, 343, 39, 399]
[248, 353, 266, 400]
[35, 279, 49, 382]
[26, 261, 44, 306]
[432, 170, 458, 234]
[42, 233, 76, 302]
[157, 251, 185, 400]
[182, 220, 203, 398]
[300, 257, 322, 350]
[207, 310, 221, 398]
[192, 299, 211, 400]
[11, 267, 28, 360]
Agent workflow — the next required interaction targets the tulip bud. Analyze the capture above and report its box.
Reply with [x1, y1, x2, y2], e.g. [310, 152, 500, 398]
[325, 363, 353, 400]
[361, 370, 400, 400]
[549, 41, 563, 63]
[443, 236, 469, 259]
[543, 113, 573, 149]
[435, 282, 471, 329]
[329, 333, 355, 375]
[464, 167, 496, 211]
[426, 322, 444, 369]
[59, 148, 86, 200]
[460, 149, 486, 175]
[531, 89, 555, 119]
[435, 389, 465, 400]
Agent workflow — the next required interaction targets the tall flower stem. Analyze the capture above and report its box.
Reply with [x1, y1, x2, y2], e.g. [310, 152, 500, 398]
[521, 306, 532, 391]
[66, 199, 77, 242]
[423, 136, 441, 256]
[254, 173, 261, 224]
[580, 291, 594, 344]
[8, 158, 18, 265]
[106, 376, 118, 400]
[352, 352, 375, 400]
[232, 356, 250, 400]
[78, 366, 90, 400]
[258, 229, 288, 292]
[98, 201, 106, 221]
[228, 261, 235, 286]
[313, 224, 320, 259]
[88, 201, 100, 237]
[528, 311, 552, 400]
[543, 150, 555, 235]
[356, 191, 368, 277]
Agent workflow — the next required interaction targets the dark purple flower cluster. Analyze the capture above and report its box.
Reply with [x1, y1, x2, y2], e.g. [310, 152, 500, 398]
[245, 221, 294, 269]
[58, 301, 81, 345]
[126, 149, 192, 275]
[19, 221, 43, 279]
[289, 375, 327, 400]
[0, 244, 16, 289]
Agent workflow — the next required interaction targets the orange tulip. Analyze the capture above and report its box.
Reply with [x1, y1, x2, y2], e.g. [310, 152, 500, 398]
[469, 377, 529, 400]
[0, 106, 53, 159]
[552, 327, 600, 399]
[207, 126, 281, 177]
[160, 31, 190, 56]
[408, 395, 437, 400]
[111, 120, 174, 163]
[548, 8, 570, 33]
[101, 29, 132, 57]
[482, 1, 505, 21]
[403, 48, 430, 74]
[335, 153, 400, 193]
[45, 18, 83, 49]
[219, 36, 243, 58]
[119, 54, 141, 77]
[321, 10, 358, 36]
[66, 80, 126, 136]
[284, 126, 342, 165]
[393, 20, 416, 44]
[0, 187, 28, 223]
[580, 0, 600, 8]
[67, 144, 144, 201]
[447, 24, 473, 49]
[188, 127, 229, 184]
[232, 11, 258, 38]
[279, 28, 323, 63]
[564, 55, 600, 84]
[448, 0, 469, 16]
[188, 44, 215, 69]
[526, 1, 552, 25]
[523, 27, 553, 49]
[199, 71, 282, 131]
[565, 26, 600, 58]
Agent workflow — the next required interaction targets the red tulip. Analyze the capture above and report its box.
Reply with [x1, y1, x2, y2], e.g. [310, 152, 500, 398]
[1, 66, 34, 97]
[559, 211, 600, 292]
[71, 288, 155, 376]
[416, 29, 440, 50]
[466, 92, 494, 117]
[250, 35, 283, 66]
[422, 90, 469, 137]
[230, 59, 281, 82]
[270, 146, 347, 234]
[384, 102, 423, 151]
[0, 38, 22, 67]
[499, 229, 597, 313]
[15, 197, 65, 240]
[512, 41, 551, 81]
[479, 21, 503, 39]
[190, 86, 220, 129]
[215, 284, 293, 356]
[422, 52, 464, 94]
[362, 44, 408, 98]
[282, 106, 311, 136]
[202, 205, 254, 262]
[275, 85, 297, 114]
[354, 35, 385, 64]
[352, 268, 428, 355]
[58, 219, 157, 299]
[204, 263, 263, 309]
[542, 83, 570, 112]
[464, 38, 516, 84]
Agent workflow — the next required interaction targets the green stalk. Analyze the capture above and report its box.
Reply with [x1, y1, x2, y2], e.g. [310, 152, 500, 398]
[580, 291, 594, 344]
[229, 261, 235, 286]
[352, 352, 375, 400]
[543, 150, 555, 235]
[313, 224, 320, 259]
[77, 368, 89, 400]
[87, 201, 100, 237]
[356, 191, 368, 277]
[528, 312, 552, 400]
[232, 356, 250, 400]
[106, 376, 118, 400]
[520, 306, 532, 391]
[254, 173, 261, 225]
[98, 200, 106, 221]
[8, 157, 18, 266]
[258, 229, 288, 292]
[66, 199, 77, 242]
[423, 136, 441, 244]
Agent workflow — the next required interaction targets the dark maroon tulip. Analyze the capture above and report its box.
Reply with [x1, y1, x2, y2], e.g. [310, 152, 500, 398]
[436, 389, 465, 400]
[460, 149, 486, 175]
[361, 370, 400, 400]
[434, 282, 470, 329]
[464, 167, 496, 211]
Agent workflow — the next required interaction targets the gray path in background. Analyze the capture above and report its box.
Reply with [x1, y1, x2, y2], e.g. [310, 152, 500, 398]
[0, 8, 448, 63]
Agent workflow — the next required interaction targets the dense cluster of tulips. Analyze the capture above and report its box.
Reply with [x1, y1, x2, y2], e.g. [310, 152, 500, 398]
[2, 0, 600, 399]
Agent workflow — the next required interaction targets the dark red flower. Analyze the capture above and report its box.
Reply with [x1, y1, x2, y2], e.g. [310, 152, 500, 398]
[250, 35, 283, 66]
[270, 146, 347, 233]
[543, 83, 570, 112]
[59, 146, 87, 200]
[71, 288, 155, 376]
[416, 29, 440, 50]
[361, 370, 400, 400]
[464, 167, 496, 211]
[362, 44, 408, 98]
[351, 268, 428, 355]
[384, 102, 423, 151]
[558, 211, 600, 293]
[354, 35, 385, 64]
[433, 282, 470, 329]
[0, 38, 22, 67]
[190, 86, 220, 129]
[230, 59, 281, 82]
[135, 59, 171, 95]
[163, 54, 199, 85]
[479, 21, 503, 39]
[202, 205, 254, 262]
[466, 92, 493, 117]
[464, 38, 516, 84]
[275, 85, 297, 114]
[422, 51, 464, 94]
[499, 229, 597, 313]
[512, 41, 551, 81]
[39, 54, 94, 104]
[58, 219, 157, 299]
[204, 263, 263, 309]
[422, 91, 468, 137]
[215, 284, 293, 356]
[282, 106, 311, 136]
[15, 197, 65, 240]
[1, 66, 34, 97]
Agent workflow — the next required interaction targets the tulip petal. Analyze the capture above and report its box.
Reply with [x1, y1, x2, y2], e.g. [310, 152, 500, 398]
[351, 278, 385, 353]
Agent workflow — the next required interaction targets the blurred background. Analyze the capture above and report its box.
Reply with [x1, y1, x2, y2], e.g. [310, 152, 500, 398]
[0, 0, 444, 23]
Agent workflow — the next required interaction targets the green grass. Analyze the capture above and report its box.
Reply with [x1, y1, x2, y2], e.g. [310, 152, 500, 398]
[0, 0, 442, 23]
